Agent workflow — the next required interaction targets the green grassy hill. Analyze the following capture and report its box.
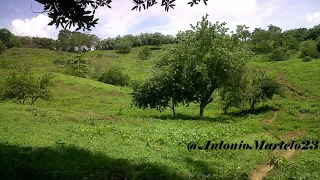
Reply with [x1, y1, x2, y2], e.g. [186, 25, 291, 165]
[0, 47, 319, 179]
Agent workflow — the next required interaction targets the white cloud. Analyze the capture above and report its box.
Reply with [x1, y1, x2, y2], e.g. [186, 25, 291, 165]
[11, 14, 58, 39]
[307, 12, 320, 27]
[8, 0, 314, 39]
[92, 0, 289, 38]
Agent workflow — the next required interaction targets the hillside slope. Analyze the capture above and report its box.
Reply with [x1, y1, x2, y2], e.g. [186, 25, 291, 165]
[0, 48, 319, 179]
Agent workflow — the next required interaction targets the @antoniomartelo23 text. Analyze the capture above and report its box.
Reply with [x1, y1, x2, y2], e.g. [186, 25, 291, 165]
[187, 140, 318, 151]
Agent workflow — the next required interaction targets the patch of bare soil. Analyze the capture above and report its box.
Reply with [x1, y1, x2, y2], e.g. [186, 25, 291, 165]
[249, 140, 301, 180]
[261, 108, 280, 125]
[277, 72, 304, 96]
[251, 109, 307, 180]
[281, 130, 307, 140]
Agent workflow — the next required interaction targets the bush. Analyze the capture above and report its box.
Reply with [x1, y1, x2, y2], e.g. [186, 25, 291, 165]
[138, 47, 152, 60]
[302, 56, 312, 62]
[116, 39, 132, 54]
[98, 67, 130, 86]
[66, 54, 90, 78]
[221, 68, 283, 112]
[300, 40, 319, 59]
[0, 40, 5, 54]
[1, 65, 54, 105]
[269, 47, 290, 61]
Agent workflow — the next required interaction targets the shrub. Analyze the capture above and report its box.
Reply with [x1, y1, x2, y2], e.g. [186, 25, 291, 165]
[138, 47, 152, 60]
[116, 39, 132, 54]
[269, 47, 290, 61]
[302, 56, 312, 62]
[0, 40, 5, 54]
[1, 65, 54, 105]
[98, 67, 130, 86]
[221, 68, 283, 112]
[66, 54, 90, 78]
[300, 40, 319, 59]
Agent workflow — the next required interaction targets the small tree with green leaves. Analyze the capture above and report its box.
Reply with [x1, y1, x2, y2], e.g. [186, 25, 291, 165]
[165, 15, 249, 118]
[131, 61, 186, 117]
[269, 47, 290, 61]
[221, 68, 282, 112]
[138, 47, 152, 60]
[66, 54, 90, 78]
[1, 66, 54, 105]
[116, 38, 133, 54]
[300, 40, 319, 58]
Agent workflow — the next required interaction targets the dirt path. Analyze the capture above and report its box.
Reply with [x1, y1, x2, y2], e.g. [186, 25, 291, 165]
[250, 109, 307, 180]
[277, 72, 304, 96]
[249, 149, 296, 180]
[261, 107, 279, 125]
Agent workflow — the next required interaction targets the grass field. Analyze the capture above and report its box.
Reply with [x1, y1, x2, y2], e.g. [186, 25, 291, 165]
[0, 47, 319, 179]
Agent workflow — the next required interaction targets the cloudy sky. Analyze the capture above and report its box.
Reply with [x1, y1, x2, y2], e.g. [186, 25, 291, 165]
[0, 0, 320, 39]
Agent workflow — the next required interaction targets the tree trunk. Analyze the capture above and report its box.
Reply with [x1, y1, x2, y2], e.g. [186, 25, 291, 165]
[199, 94, 214, 119]
[30, 97, 39, 105]
[172, 105, 176, 117]
[200, 106, 204, 119]
[250, 101, 255, 111]
[170, 100, 176, 118]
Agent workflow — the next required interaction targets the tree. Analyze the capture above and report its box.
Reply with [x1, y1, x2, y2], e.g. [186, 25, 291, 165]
[70, 31, 91, 52]
[235, 25, 251, 41]
[269, 47, 290, 61]
[1, 65, 54, 105]
[138, 47, 152, 60]
[34, 0, 208, 31]
[116, 38, 133, 54]
[176, 15, 249, 118]
[131, 65, 184, 117]
[18, 36, 35, 48]
[0, 40, 5, 54]
[283, 28, 308, 42]
[133, 15, 249, 118]
[0, 28, 12, 47]
[0, 28, 22, 48]
[66, 54, 90, 78]
[58, 29, 72, 51]
[284, 36, 299, 50]
[221, 68, 282, 112]
[300, 40, 319, 58]
[251, 28, 273, 54]
[32, 37, 55, 49]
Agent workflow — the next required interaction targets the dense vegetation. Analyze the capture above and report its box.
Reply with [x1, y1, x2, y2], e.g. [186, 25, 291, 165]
[0, 15, 320, 180]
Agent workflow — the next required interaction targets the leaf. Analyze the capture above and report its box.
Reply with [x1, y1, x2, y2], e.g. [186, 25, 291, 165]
[131, 6, 138, 11]
[48, 21, 55, 26]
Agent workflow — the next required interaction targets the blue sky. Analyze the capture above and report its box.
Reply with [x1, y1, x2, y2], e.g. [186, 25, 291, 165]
[0, 0, 320, 39]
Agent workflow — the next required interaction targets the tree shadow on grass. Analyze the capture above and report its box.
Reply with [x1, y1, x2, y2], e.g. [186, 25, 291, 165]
[151, 113, 237, 123]
[224, 104, 275, 118]
[149, 47, 162, 51]
[0, 142, 184, 180]
[151, 105, 275, 123]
